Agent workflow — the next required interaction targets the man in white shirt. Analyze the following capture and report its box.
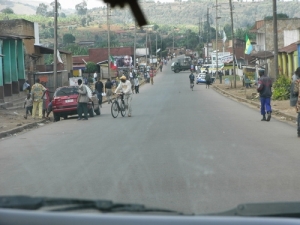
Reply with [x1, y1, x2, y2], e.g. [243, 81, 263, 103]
[114, 75, 133, 117]
[93, 71, 98, 83]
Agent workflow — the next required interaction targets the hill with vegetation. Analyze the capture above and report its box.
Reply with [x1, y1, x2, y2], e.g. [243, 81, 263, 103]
[0, 0, 299, 58]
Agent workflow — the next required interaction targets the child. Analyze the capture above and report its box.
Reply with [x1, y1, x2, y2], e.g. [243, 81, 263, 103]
[24, 93, 33, 119]
[91, 92, 99, 114]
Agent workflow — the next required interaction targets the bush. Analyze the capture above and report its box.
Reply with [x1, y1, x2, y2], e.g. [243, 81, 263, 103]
[272, 75, 291, 100]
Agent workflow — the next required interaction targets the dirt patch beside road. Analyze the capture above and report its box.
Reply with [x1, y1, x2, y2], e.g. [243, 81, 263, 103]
[213, 80, 296, 121]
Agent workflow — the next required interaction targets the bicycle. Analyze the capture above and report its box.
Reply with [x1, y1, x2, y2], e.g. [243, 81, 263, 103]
[111, 93, 126, 118]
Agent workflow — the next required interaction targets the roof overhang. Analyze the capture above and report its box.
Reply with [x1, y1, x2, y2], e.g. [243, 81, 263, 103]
[34, 45, 71, 55]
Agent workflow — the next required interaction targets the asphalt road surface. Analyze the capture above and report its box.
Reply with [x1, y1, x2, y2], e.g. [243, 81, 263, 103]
[1, 61, 300, 215]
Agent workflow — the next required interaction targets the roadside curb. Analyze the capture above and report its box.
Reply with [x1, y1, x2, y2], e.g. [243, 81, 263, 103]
[0, 119, 47, 139]
[213, 85, 297, 122]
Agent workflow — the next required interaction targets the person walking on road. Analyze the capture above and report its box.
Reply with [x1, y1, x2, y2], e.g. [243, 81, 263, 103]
[77, 79, 89, 121]
[189, 72, 195, 90]
[134, 75, 140, 94]
[257, 70, 272, 122]
[205, 72, 211, 89]
[95, 78, 104, 107]
[114, 75, 133, 117]
[293, 67, 300, 137]
[31, 78, 46, 119]
[150, 71, 154, 85]
[105, 78, 113, 104]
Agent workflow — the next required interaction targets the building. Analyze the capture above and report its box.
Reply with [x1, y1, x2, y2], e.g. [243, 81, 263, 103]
[0, 19, 73, 102]
[250, 18, 300, 78]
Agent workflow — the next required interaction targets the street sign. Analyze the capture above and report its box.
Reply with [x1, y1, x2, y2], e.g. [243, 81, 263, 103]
[220, 55, 233, 63]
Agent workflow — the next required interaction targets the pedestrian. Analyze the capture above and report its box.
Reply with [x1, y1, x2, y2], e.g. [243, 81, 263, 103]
[31, 78, 46, 119]
[293, 67, 300, 137]
[93, 71, 98, 83]
[134, 76, 140, 94]
[23, 80, 31, 93]
[23, 93, 33, 119]
[77, 79, 89, 120]
[105, 78, 113, 104]
[189, 71, 195, 89]
[150, 71, 154, 85]
[91, 91, 99, 113]
[159, 62, 163, 72]
[205, 72, 211, 89]
[129, 70, 135, 93]
[114, 75, 133, 117]
[95, 78, 104, 107]
[45, 101, 52, 119]
[257, 70, 272, 122]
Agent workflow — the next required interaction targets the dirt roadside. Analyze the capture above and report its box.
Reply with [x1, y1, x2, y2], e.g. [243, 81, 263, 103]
[212, 80, 297, 124]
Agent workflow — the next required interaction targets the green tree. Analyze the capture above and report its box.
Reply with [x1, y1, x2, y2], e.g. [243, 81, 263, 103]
[60, 12, 66, 18]
[63, 33, 75, 45]
[81, 17, 86, 27]
[265, 13, 289, 20]
[1, 7, 14, 14]
[49, 27, 54, 38]
[85, 62, 97, 78]
[50, 1, 61, 12]
[75, 0, 87, 15]
[36, 3, 48, 16]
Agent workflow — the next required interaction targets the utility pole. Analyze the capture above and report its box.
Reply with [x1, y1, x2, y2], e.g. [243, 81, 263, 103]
[107, 4, 111, 79]
[206, 7, 209, 63]
[146, 29, 148, 66]
[134, 21, 136, 69]
[229, 0, 236, 88]
[53, 0, 57, 90]
[273, 0, 279, 79]
[156, 32, 157, 59]
[173, 27, 175, 57]
[215, 0, 218, 82]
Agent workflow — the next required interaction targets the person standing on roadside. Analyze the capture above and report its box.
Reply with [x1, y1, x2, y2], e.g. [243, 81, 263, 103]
[205, 72, 211, 89]
[23, 93, 33, 119]
[105, 78, 113, 104]
[257, 70, 272, 122]
[77, 79, 89, 121]
[95, 78, 103, 107]
[93, 71, 98, 83]
[31, 78, 46, 119]
[293, 67, 300, 137]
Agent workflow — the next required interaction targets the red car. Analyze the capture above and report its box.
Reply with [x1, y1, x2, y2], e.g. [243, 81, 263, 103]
[52, 86, 96, 121]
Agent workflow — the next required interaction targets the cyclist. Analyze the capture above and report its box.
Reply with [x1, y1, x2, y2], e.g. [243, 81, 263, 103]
[114, 75, 133, 117]
[189, 71, 195, 90]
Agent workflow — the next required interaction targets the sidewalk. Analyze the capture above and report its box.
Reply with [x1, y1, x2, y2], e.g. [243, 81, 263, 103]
[212, 80, 297, 123]
[0, 76, 151, 139]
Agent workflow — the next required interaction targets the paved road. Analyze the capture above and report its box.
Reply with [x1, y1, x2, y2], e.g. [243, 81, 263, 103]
[1, 60, 300, 215]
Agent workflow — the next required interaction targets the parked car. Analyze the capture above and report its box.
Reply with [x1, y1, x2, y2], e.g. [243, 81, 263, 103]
[52, 86, 95, 121]
[196, 73, 206, 84]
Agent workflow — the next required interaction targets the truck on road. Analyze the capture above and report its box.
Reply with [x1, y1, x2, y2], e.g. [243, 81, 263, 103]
[171, 57, 192, 73]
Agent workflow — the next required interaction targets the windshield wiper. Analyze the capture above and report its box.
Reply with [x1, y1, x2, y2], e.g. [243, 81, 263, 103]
[0, 196, 187, 215]
[207, 202, 300, 218]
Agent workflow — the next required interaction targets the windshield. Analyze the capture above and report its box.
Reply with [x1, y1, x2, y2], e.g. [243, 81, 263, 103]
[1, 0, 300, 218]
[54, 87, 78, 97]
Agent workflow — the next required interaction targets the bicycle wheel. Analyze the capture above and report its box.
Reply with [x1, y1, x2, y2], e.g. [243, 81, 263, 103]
[120, 100, 126, 117]
[111, 101, 119, 118]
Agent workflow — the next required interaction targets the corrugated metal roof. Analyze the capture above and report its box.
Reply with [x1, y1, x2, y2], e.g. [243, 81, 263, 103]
[278, 41, 300, 53]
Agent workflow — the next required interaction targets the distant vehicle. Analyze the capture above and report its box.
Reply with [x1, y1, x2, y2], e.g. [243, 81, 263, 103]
[171, 60, 192, 73]
[52, 86, 95, 121]
[196, 73, 206, 84]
